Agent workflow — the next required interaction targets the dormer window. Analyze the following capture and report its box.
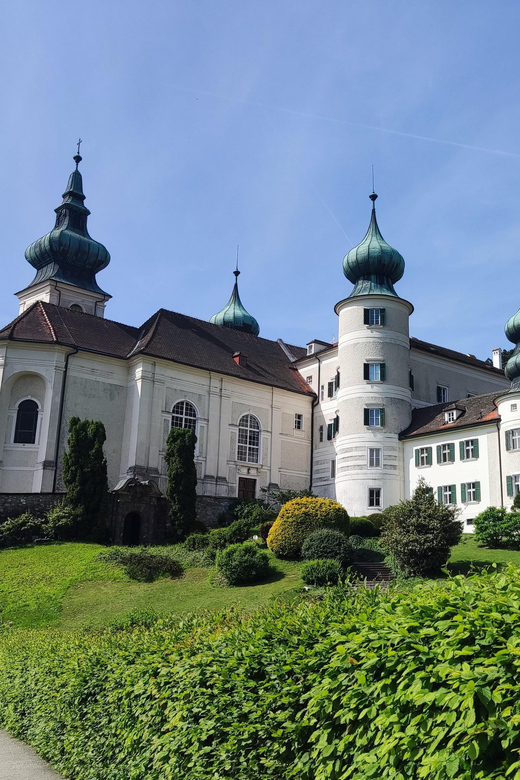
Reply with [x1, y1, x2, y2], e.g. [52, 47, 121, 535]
[307, 344, 314, 355]
[445, 410, 456, 424]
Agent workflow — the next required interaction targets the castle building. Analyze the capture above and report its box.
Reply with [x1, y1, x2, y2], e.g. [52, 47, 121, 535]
[0, 153, 517, 541]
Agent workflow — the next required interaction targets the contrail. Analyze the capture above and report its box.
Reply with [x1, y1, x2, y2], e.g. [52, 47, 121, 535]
[175, 84, 520, 159]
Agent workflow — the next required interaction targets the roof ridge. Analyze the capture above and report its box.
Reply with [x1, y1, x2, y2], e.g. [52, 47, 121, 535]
[126, 310, 163, 358]
[38, 302, 58, 342]
[42, 302, 79, 345]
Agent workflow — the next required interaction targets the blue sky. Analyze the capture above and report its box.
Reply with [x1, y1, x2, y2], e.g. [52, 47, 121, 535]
[1, 1, 519, 359]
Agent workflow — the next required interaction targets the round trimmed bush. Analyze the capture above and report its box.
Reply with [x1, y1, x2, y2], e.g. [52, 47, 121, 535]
[302, 558, 342, 586]
[348, 534, 364, 548]
[225, 517, 256, 544]
[349, 517, 376, 537]
[216, 542, 271, 585]
[206, 527, 231, 559]
[301, 529, 353, 568]
[184, 533, 210, 551]
[267, 497, 349, 558]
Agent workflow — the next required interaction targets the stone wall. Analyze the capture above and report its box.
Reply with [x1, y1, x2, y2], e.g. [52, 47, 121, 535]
[196, 495, 230, 526]
[0, 493, 62, 522]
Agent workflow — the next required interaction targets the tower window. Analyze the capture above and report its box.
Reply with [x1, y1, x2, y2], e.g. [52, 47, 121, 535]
[171, 400, 197, 431]
[237, 414, 260, 464]
[364, 408, 385, 427]
[319, 425, 324, 443]
[330, 459, 336, 479]
[368, 447, 382, 468]
[364, 308, 386, 326]
[506, 429, 520, 451]
[69, 303, 83, 312]
[14, 399, 39, 444]
[364, 363, 386, 381]
[368, 488, 381, 507]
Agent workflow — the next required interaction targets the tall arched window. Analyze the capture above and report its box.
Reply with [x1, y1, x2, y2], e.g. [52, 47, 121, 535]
[14, 399, 39, 444]
[171, 400, 197, 431]
[237, 414, 260, 463]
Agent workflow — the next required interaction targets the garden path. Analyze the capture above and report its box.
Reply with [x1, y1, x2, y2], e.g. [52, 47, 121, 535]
[0, 730, 66, 779]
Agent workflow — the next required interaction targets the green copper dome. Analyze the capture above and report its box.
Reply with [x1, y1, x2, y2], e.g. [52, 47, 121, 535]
[210, 269, 260, 336]
[24, 153, 110, 295]
[505, 308, 520, 389]
[343, 193, 405, 297]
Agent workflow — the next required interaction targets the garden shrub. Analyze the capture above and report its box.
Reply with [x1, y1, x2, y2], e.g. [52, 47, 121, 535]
[44, 501, 80, 541]
[215, 542, 271, 585]
[0, 513, 45, 548]
[348, 534, 364, 548]
[380, 479, 462, 576]
[100, 548, 183, 582]
[5, 570, 520, 778]
[474, 506, 520, 548]
[301, 529, 353, 568]
[301, 558, 342, 586]
[259, 521, 274, 541]
[349, 517, 376, 537]
[225, 517, 256, 544]
[267, 497, 349, 558]
[165, 427, 197, 540]
[184, 533, 210, 551]
[206, 527, 231, 559]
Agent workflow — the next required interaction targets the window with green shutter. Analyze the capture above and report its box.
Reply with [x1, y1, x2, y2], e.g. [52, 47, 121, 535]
[436, 445, 441, 464]
[364, 409, 370, 426]
[472, 439, 479, 458]
[449, 443, 455, 462]
[380, 408, 385, 427]
[437, 486, 443, 503]
[506, 430, 512, 451]
[475, 481, 481, 501]
[416, 447, 432, 467]
[460, 441, 465, 460]
[327, 423, 333, 441]
[363, 364, 370, 380]
[507, 475, 514, 496]
[450, 485, 457, 504]
[415, 449, 421, 467]
[461, 483, 466, 503]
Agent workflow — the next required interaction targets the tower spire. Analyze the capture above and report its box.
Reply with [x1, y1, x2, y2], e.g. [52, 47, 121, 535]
[210, 257, 260, 336]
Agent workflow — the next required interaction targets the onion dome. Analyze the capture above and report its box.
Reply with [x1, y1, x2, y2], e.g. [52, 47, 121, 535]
[24, 151, 110, 295]
[343, 193, 405, 297]
[210, 269, 260, 336]
[504, 309, 520, 389]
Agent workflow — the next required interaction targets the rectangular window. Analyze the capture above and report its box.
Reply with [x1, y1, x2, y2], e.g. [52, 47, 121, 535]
[445, 410, 456, 423]
[327, 381, 335, 398]
[363, 363, 386, 382]
[437, 385, 449, 403]
[409, 371, 415, 390]
[460, 439, 479, 460]
[461, 482, 481, 503]
[319, 425, 324, 443]
[306, 375, 313, 386]
[507, 429, 520, 451]
[330, 459, 336, 479]
[467, 518, 474, 526]
[368, 447, 382, 468]
[294, 413, 303, 430]
[307, 344, 314, 356]
[512, 404, 518, 412]
[368, 408, 380, 427]
[364, 308, 386, 326]
[368, 488, 381, 507]
[438, 443, 454, 463]
[419, 447, 431, 467]
[320, 385, 324, 401]
[439, 484, 456, 505]
[512, 474, 520, 495]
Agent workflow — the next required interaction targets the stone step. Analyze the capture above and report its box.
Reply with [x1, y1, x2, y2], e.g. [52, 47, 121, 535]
[354, 561, 394, 582]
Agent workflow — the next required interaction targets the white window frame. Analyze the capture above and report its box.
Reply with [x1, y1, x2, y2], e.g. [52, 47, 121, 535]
[305, 376, 313, 386]
[368, 408, 381, 427]
[11, 396, 42, 447]
[463, 439, 476, 460]
[438, 385, 449, 403]
[368, 447, 382, 468]
[171, 399, 198, 433]
[512, 404, 518, 413]
[441, 443, 451, 464]
[368, 487, 382, 508]
[368, 309, 382, 326]
[294, 413, 304, 431]
[237, 413, 261, 464]
[465, 482, 477, 503]
[441, 485, 453, 505]
[368, 363, 381, 382]
[445, 410, 456, 424]
[513, 474, 520, 495]
[307, 344, 314, 356]
[418, 447, 430, 467]
[511, 429, 520, 451]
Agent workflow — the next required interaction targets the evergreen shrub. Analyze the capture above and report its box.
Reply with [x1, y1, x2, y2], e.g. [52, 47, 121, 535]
[267, 497, 349, 558]
[164, 427, 197, 540]
[0, 513, 44, 548]
[100, 548, 183, 582]
[225, 517, 256, 544]
[301, 558, 342, 586]
[184, 533, 210, 551]
[348, 534, 364, 548]
[44, 501, 80, 541]
[349, 517, 376, 537]
[206, 527, 231, 559]
[474, 506, 520, 549]
[259, 521, 274, 541]
[216, 542, 271, 585]
[301, 529, 353, 568]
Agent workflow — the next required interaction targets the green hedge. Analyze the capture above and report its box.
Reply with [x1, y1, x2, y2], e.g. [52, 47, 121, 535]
[3, 570, 520, 778]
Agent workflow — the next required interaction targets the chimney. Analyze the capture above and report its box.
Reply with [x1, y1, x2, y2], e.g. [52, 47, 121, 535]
[233, 351, 247, 367]
[492, 348, 502, 369]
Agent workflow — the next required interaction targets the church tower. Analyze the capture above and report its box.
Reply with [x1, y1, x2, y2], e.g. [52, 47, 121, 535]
[16, 148, 111, 317]
[334, 192, 413, 515]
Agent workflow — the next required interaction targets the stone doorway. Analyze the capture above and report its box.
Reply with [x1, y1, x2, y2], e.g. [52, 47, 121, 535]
[122, 511, 142, 546]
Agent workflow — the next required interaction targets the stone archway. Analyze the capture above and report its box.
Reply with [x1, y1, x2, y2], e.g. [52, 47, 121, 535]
[122, 511, 142, 546]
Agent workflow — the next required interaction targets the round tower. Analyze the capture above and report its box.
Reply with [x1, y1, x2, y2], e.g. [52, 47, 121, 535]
[334, 193, 413, 516]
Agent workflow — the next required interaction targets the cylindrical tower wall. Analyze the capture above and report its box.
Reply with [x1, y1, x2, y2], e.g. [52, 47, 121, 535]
[334, 294, 413, 516]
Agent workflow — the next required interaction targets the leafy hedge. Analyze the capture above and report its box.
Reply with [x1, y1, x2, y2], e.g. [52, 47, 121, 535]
[301, 558, 342, 586]
[216, 542, 271, 585]
[301, 529, 353, 567]
[474, 506, 520, 548]
[267, 497, 350, 558]
[4, 570, 520, 778]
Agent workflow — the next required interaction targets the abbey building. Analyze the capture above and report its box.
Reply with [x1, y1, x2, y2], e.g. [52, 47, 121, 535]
[0, 153, 518, 540]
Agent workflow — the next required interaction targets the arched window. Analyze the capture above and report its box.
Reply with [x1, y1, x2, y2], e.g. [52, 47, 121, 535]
[171, 400, 197, 431]
[237, 414, 260, 463]
[69, 303, 83, 312]
[14, 399, 39, 444]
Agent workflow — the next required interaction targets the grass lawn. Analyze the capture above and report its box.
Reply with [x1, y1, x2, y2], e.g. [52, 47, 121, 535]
[448, 533, 520, 573]
[0, 542, 303, 629]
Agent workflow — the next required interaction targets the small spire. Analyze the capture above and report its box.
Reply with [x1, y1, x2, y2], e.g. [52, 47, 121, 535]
[209, 258, 260, 336]
[73, 138, 82, 169]
[234, 244, 240, 278]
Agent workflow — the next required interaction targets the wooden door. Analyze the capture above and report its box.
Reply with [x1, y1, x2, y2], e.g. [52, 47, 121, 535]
[238, 477, 256, 500]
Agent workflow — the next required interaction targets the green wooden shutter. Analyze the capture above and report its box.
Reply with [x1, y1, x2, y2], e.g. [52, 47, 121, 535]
[507, 475, 514, 497]
[475, 481, 481, 501]
[415, 449, 420, 467]
[364, 409, 370, 426]
[460, 483, 466, 503]
[333, 415, 339, 435]
[327, 423, 333, 441]
[363, 364, 370, 380]
[460, 441, 465, 460]
[380, 309, 386, 325]
[437, 486, 443, 504]
[427, 447, 432, 465]
[449, 443, 455, 462]
[436, 445, 441, 464]
[473, 439, 479, 459]
[506, 430, 512, 451]
[450, 485, 457, 504]
[327, 381, 334, 398]
[380, 408, 385, 427]
[380, 363, 386, 381]
[437, 386, 442, 403]
[364, 309, 370, 325]
[335, 371, 340, 390]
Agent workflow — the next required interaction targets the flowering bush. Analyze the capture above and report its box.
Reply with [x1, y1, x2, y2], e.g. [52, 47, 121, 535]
[267, 497, 349, 558]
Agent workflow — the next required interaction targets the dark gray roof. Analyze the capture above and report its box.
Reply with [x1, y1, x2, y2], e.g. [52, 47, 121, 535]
[400, 391, 504, 439]
[0, 302, 312, 396]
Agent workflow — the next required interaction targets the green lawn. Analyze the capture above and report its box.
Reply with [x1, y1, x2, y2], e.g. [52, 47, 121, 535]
[448, 533, 520, 572]
[0, 542, 302, 629]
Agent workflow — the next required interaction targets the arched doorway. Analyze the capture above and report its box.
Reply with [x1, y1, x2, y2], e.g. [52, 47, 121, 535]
[122, 512, 141, 546]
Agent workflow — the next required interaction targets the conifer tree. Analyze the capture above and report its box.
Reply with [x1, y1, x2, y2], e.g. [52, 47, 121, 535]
[62, 417, 109, 542]
[164, 427, 197, 540]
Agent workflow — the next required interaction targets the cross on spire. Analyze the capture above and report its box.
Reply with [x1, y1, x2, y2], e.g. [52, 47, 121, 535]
[74, 138, 83, 168]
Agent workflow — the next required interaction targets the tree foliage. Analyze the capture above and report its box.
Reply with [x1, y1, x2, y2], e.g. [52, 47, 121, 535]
[474, 506, 520, 548]
[380, 479, 462, 576]
[62, 417, 109, 542]
[267, 497, 349, 558]
[164, 427, 197, 540]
